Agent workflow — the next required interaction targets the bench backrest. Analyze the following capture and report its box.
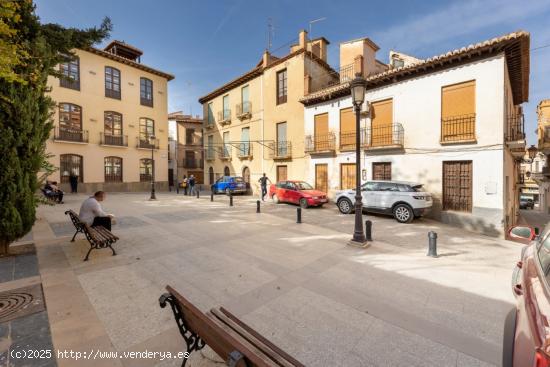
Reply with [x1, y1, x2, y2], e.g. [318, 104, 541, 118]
[65, 210, 83, 229]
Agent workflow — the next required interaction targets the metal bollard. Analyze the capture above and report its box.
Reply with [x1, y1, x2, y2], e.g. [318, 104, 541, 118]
[427, 231, 438, 257]
[229, 193, 233, 207]
[365, 220, 373, 241]
[256, 200, 261, 213]
[196, 189, 199, 198]
[210, 192, 214, 202]
[296, 207, 302, 223]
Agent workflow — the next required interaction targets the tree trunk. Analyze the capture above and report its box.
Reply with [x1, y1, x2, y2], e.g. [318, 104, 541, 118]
[0, 239, 10, 256]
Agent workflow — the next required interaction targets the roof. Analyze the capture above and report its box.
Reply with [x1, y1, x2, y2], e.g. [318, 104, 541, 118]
[301, 31, 530, 106]
[340, 37, 380, 51]
[104, 40, 143, 56]
[168, 112, 203, 124]
[84, 47, 174, 81]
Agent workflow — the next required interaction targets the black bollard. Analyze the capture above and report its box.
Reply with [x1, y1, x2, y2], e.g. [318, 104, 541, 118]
[196, 189, 199, 198]
[365, 220, 373, 241]
[210, 192, 214, 202]
[297, 207, 302, 223]
[229, 193, 233, 207]
[256, 200, 261, 213]
[427, 231, 438, 257]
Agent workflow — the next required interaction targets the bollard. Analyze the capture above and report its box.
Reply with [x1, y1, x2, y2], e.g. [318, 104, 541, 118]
[296, 207, 302, 223]
[256, 200, 261, 213]
[196, 189, 199, 198]
[365, 220, 373, 241]
[210, 192, 214, 202]
[427, 231, 438, 257]
[229, 193, 233, 207]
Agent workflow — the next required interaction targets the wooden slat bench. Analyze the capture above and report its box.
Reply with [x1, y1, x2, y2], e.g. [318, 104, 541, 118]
[64, 210, 119, 261]
[159, 285, 304, 367]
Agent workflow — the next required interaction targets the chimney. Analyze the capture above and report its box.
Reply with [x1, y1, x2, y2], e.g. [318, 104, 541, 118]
[299, 29, 308, 49]
[262, 50, 271, 67]
[339, 37, 380, 77]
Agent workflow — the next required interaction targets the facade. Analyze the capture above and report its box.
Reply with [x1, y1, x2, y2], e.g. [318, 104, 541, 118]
[198, 30, 338, 194]
[45, 41, 174, 192]
[168, 112, 204, 185]
[520, 151, 544, 207]
[534, 100, 550, 213]
[301, 32, 530, 236]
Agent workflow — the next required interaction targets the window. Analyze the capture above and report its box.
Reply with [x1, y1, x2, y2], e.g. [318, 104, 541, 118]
[391, 58, 404, 68]
[105, 157, 123, 182]
[241, 85, 250, 113]
[372, 162, 391, 180]
[441, 81, 476, 142]
[277, 165, 287, 182]
[60, 154, 83, 183]
[442, 161, 472, 212]
[240, 127, 250, 156]
[140, 158, 153, 182]
[139, 118, 155, 146]
[186, 129, 195, 145]
[58, 103, 83, 142]
[339, 107, 355, 150]
[103, 111, 123, 146]
[313, 113, 329, 151]
[223, 131, 230, 157]
[276, 69, 287, 104]
[370, 99, 393, 147]
[207, 103, 214, 126]
[207, 135, 214, 159]
[340, 163, 356, 190]
[276, 122, 287, 157]
[105, 66, 121, 99]
[140, 77, 153, 107]
[374, 182, 399, 191]
[223, 95, 230, 120]
[224, 166, 230, 176]
[59, 56, 80, 90]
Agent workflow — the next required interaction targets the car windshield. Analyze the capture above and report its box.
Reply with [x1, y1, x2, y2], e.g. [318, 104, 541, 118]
[295, 182, 314, 190]
[234, 177, 244, 183]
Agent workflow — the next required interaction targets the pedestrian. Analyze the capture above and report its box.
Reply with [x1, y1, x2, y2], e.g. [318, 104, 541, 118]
[45, 181, 64, 203]
[79, 191, 115, 231]
[189, 174, 196, 196]
[69, 170, 79, 193]
[182, 175, 188, 195]
[258, 173, 271, 201]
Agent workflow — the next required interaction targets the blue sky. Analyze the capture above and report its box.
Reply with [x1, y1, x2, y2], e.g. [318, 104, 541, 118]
[35, 0, 550, 145]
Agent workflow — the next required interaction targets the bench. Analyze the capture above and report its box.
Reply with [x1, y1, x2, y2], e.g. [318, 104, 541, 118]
[65, 210, 119, 261]
[41, 188, 58, 203]
[159, 285, 304, 367]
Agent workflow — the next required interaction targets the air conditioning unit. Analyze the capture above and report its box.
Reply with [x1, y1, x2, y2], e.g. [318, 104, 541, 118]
[360, 101, 370, 116]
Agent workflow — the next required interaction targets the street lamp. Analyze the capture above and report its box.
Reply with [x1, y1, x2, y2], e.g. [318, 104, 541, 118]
[349, 73, 368, 246]
[149, 135, 157, 200]
[527, 144, 538, 173]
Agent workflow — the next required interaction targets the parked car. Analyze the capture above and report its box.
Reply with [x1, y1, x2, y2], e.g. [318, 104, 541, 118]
[503, 224, 550, 367]
[211, 176, 247, 194]
[269, 180, 328, 208]
[334, 181, 432, 223]
[519, 198, 534, 210]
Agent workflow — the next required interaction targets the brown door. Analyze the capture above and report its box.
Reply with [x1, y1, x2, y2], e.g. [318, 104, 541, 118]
[277, 165, 287, 182]
[340, 107, 355, 151]
[441, 80, 475, 142]
[370, 99, 393, 147]
[372, 162, 391, 180]
[315, 164, 328, 193]
[442, 161, 472, 212]
[340, 163, 356, 190]
[314, 113, 329, 151]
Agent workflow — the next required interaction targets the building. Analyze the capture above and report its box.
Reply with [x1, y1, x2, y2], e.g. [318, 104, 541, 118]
[534, 100, 550, 213]
[519, 150, 544, 207]
[45, 40, 174, 192]
[168, 112, 204, 185]
[198, 30, 338, 193]
[300, 32, 530, 236]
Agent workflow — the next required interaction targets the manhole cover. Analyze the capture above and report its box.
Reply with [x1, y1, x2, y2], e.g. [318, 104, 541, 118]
[0, 284, 45, 323]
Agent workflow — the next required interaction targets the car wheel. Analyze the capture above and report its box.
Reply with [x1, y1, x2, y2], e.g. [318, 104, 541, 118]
[299, 198, 309, 209]
[338, 198, 353, 214]
[272, 194, 280, 204]
[393, 204, 413, 223]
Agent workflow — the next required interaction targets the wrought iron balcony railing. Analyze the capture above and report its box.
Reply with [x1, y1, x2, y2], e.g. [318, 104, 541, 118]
[268, 141, 292, 159]
[136, 138, 160, 149]
[237, 143, 253, 158]
[219, 145, 232, 160]
[305, 132, 336, 153]
[440, 114, 476, 143]
[362, 123, 404, 149]
[236, 102, 252, 119]
[180, 158, 203, 169]
[218, 110, 231, 125]
[339, 131, 357, 151]
[60, 77, 80, 91]
[505, 114, 525, 142]
[100, 133, 128, 147]
[54, 127, 89, 143]
[140, 97, 153, 107]
[205, 148, 216, 160]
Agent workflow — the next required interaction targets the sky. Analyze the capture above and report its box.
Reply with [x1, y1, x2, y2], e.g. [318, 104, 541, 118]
[35, 0, 550, 145]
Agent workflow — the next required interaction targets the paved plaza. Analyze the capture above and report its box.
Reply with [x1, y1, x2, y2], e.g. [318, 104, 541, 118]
[23, 191, 522, 366]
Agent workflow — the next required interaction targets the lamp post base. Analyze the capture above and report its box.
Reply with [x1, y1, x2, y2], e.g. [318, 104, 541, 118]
[347, 239, 370, 248]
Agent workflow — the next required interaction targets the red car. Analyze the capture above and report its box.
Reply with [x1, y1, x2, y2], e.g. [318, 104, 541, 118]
[504, 224, 550, 367]
[269, 180, 328, 208]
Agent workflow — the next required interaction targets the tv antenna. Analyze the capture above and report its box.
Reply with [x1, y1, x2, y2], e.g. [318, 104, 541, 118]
[267, 17, 274, 51]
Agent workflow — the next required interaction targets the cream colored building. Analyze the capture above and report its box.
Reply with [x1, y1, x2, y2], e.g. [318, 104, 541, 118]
[168, 112, 204, 185]
[534, 100, 550, 212]
[45, 41, 174, 192]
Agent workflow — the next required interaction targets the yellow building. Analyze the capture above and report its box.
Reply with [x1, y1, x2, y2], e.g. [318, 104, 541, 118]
[168, 112, 204, 184]
[45, 40, 174, 192]
[535, 100, 550, 212]
[198, 30, 338, 193]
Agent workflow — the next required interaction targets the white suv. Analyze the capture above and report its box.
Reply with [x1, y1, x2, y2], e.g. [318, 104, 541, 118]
[335, 181, 432, 223]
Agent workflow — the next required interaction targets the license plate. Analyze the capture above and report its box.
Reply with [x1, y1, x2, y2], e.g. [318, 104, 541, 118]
[320, 199, 328, 203]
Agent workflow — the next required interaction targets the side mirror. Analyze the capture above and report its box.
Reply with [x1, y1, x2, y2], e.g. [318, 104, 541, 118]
[535, 227, 540, 235]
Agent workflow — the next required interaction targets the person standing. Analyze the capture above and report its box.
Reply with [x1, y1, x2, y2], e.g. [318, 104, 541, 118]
[182, 175, 188, 195]
[258, 173, 271, 201]
[69, 170, 79, 193]
[189, 174, 196, 196]
[79, 191, 114, 231]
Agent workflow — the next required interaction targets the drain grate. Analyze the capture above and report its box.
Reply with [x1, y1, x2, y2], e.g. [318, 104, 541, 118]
[0, 284, 45, 323]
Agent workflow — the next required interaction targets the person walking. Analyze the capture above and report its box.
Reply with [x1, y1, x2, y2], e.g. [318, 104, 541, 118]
[182, 175, 188, 195]
[69, 170, 79, 193]
[189, 175, 196, 196]
[258, 173, 271, 201]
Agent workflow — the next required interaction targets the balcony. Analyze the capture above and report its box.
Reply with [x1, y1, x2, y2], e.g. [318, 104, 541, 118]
[140, 97, 153, 107]
[136, 138, 159, 150]
[218, 110, 231, 126]
[219, 146, 232, 160]
[54, 127, 89, 143]
[237, 143, 253, 159]
[60, 77, 80, 91]
[538, 120, 550, 155]
[440, 114, 476, 144]
[518, 168, 525, 185]
[268, 141, 292, 160]
[506, 114, 526, 158]
[205, 117, 215, 130]
[236, 102, 252, 120]
[305, 132, 336, 155]
[100, 133, 128, 147]
[184, 138, 203, 147]
[362, 123, 404, 151]
[180, 158, 203, 169]
[205, 148, 216, 161]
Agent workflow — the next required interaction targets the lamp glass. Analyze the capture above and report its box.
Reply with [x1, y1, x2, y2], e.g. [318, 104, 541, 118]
[351, 82, 365, 106]
[528, 145, 537, 160]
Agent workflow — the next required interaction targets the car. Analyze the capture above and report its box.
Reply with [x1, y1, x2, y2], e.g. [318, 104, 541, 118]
[519, 198, 534, 210]
[503, 223, 550, 367]
[269, 180, 328, 208]
[211, 176, 247, 195]
[334, 180, 432, 223]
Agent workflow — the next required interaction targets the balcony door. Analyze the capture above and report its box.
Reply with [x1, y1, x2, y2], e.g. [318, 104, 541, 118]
[277, 122, 287, 156]
[370, 99, 393, 147]
[441, 81, 476, 142]
[340, 107, 355, 151]
[104, 111, 123, 146]
[59, 103, 82, 141]
[314, 113, 328, 151]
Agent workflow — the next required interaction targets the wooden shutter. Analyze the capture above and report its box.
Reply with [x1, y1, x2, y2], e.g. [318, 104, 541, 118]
[441, 81, 476, 142]
[340, 163, 356, 190]
[315, 164, 328, 193]
[373, 162, 391, 180]
[277, 165, 287, 182]
[340, 108, 355, 150]
[314, 113, 329, 150]
[442, 161, 472, 212]
[371, 99, 393, 147]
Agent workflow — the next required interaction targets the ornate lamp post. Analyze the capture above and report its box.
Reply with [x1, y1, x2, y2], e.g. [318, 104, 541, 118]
[349, 73, 368, 246]
[149, 135, 157, 200]
[527, 144, 538, 172]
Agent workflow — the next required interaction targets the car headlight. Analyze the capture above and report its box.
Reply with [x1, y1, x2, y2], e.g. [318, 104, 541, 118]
[312, 196, 319, 199]
[413, 196, 425, 200]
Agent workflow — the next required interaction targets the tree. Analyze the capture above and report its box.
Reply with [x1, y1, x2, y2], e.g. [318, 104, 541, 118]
[0, 0, 111, 255]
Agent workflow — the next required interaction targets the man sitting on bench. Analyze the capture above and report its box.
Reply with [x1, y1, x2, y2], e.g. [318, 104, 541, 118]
[79, 191, 114, 231]
[44, 181, 64, 203]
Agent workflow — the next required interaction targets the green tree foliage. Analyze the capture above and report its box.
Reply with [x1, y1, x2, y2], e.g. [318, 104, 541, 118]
[0, 0, 111, 255]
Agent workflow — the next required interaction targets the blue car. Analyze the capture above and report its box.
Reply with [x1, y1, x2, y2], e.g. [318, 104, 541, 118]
[212, 176, 247, 194]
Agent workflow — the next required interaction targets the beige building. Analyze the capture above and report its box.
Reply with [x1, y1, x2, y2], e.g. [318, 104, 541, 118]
[168, 112, 204, 185]
[198, 30, 338, 193]
[534, 100, 550, 212]
[45, 41, 174, 192]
